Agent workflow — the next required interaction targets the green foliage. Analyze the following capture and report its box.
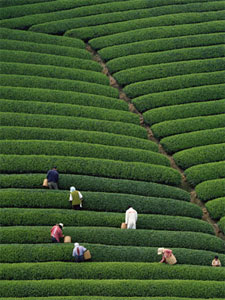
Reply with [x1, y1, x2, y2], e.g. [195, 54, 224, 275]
[0, 298, 223, 300]
[1, 226, 224, 252]
[173, 144, 225, 169]
[161, 128, 225, 154]
[196, 179, 225, 201]
[0, 112, 146, 138]
[0, 86, 128, 111]
[64, 5, 225, 39]
[124, 71, 225, 98]
[0, 27, 85, 48]
[206, 198, 225, 220]
[0, 140, 167, 165]
[0, 174, 190, 200]
[0, 126, 156, 152]
[0, 154, 181, 185]
[185, 161, 225, 187]
[1, 243, 224, 266]
[151, 114, 225, 139]
[0, 278, 225, 298]
[107, 45, 225, 74]
[0, 188, 199, 217]
[132, 83, 225, 112]
[0, 0, 56, 8]
[90, 20, 225, 49]
[0, 99, 138, 124]
[0, 208, 211, 233]
[1, 261, 224, 281]
[219, 216, 225, 234]
[0, 49, 101, 72]
[0, 61, 108, 85]
[113, 58, 225, 85]
[144, 99, 225, 126]
[0, 74, 119, 98]
[1, 39, 91, 59]
[99, 32, 225, 61]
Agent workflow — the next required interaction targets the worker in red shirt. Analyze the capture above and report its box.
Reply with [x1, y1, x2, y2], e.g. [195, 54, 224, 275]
[158, 248, 177, 265]
[50, 223, 64, 243]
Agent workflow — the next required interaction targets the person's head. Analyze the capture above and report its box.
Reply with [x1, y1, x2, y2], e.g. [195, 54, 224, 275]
[127, 206, 132, 210]
[157, 248, 164, 255]
[58, 223, 63, 229]
[53, 166, 57, 170]
[74, 242, 79, 247]
[70, 186, 76, 193]
[215, 256, 219, 260]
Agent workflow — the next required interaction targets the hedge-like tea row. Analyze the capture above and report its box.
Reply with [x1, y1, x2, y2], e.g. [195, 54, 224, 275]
[0, 208, 211, 233]
[1, 298, 224, 300]
[1, 261, 224, 281]
[89, 20, 225, 50]
[0, 112, 147, 139]
[0, 27, 85, 48]
[0, 155, 181, 185]
[113, 58, 225, 85]
[0, 86, 128, 111]
[65, 8, 225, 40]
[174, 143, 225, 169]
[219, 217, 225, 234]
[144, 99, 225, 126]
[161, 128, 225, 154]
[0, 0, 56, 7]
[1, 226, 224, 252]
[1, 0, 217, 30]
[196, 179, 225, 201]
[0, 61, 109, 85]
[0, 74, 119, 98]
[206, 198, 225, 220]
[185, 161, 225, 186]
[0, 189, 201, 218]
[132, 83, 225, 112]
[0, 50, 101, 72]
[0, 279, 225, 298]
[0, 99, 138, 125]
[1, 243, 224, 265]
[0, 127, 156, 152]
[124, 70, 225, 98]
[107, 45, 225, 74]
[1, 39, 91, 59]
[151, 114, 225, 139]
[0, 140, 167, 166]
[99, 32, 225, 61]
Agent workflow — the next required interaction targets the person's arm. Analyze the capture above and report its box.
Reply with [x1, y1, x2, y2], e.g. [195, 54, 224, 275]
[125, 211, 128, 224]
[160, 255, 166, 263]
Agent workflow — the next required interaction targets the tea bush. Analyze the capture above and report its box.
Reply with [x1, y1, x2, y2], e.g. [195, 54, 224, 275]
[99, 32, 225, 61]
[151, 114, 225, 139]
[0, 208, 212, 233]
[144, 99, 225, 126]
[0, 112, 146, 138]
[0, 154, 181, 185]
[0, 140, 167, 165]
[161, 128, 225, 154]
[206, 198, 225, 220]
[196, 179, 225, 201]
[1, 226, 224, 252]
[174, 143, 225, 169]
[132, 83, 225, 112]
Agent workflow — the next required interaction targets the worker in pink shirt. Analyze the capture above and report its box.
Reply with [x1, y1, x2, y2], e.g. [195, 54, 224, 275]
[50, 223, 64, 243]
[158, 248, 177, 265]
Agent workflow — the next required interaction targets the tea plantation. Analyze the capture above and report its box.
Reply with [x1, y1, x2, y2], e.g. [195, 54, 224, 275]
[0, 0, 225, 299]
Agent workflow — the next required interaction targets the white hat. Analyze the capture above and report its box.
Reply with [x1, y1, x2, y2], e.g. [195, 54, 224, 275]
[70, 186, 76, 193]
[157, 248, 164, 255]
[59, 223, 64, 228]
[74, 242, 79, 247]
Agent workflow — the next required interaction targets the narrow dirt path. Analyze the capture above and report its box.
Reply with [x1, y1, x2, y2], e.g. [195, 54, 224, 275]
[86, 44, 224, 240]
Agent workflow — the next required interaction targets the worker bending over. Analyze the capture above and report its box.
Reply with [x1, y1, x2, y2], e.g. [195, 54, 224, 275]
[158, 248, 177, 265]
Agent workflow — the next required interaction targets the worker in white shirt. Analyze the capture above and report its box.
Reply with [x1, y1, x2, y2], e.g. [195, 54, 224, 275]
[72, 242, 87, 263]
[125, 206, 138, 229]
